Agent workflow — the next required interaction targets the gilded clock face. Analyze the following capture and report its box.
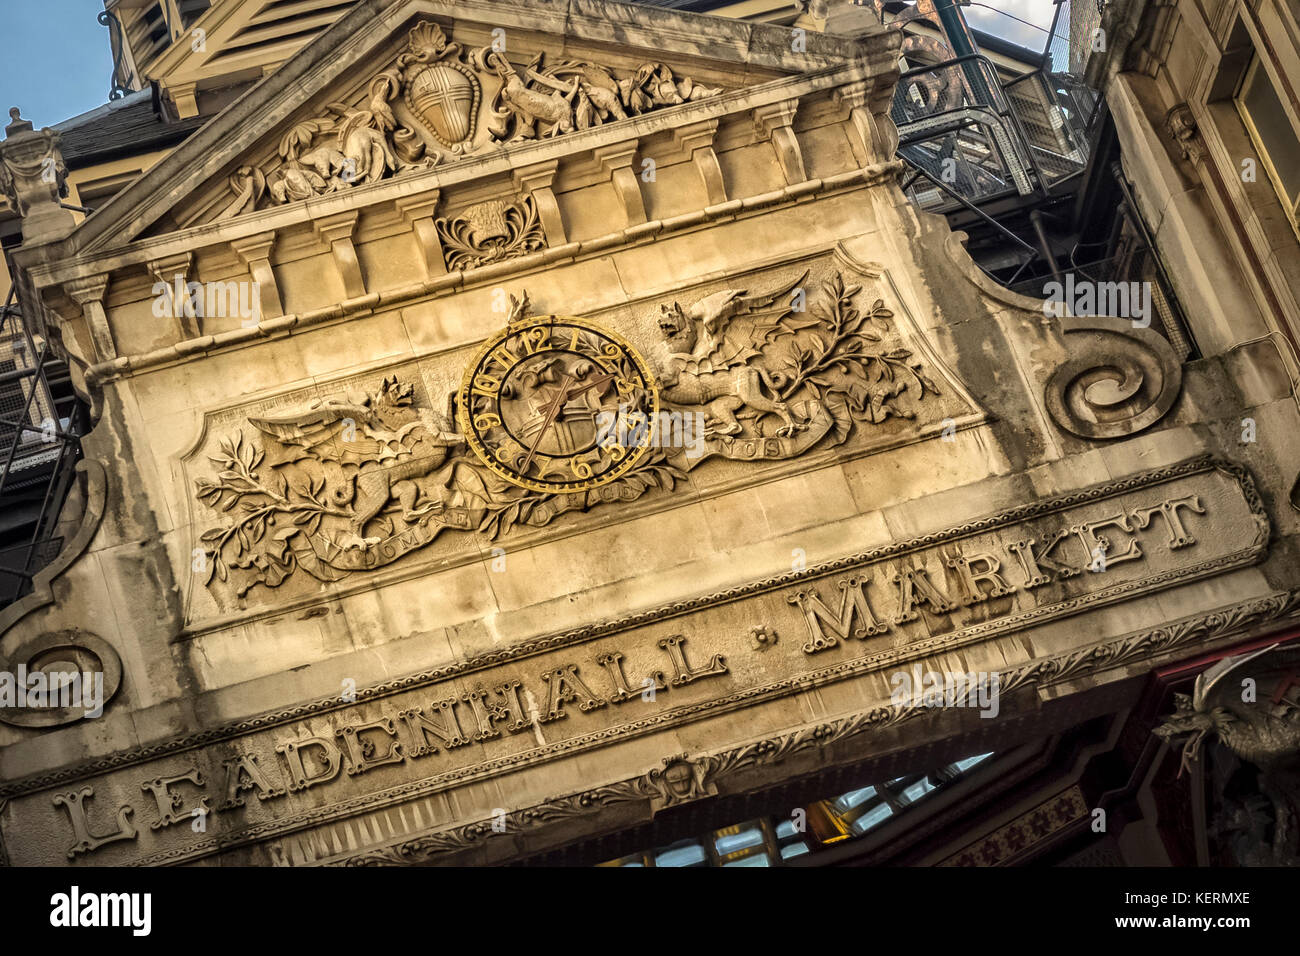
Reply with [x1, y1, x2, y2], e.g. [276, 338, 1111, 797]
[457, 315, 660, 493]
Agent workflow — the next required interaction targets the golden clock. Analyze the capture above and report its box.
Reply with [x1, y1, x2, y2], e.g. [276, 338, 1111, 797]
[457, 315, 660, 493]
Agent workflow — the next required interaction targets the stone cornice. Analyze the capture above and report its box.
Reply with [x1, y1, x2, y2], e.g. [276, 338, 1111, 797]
[82, 161, 903, 386]
[335, 585, 1300, 865]
[24, 59, 892, 291]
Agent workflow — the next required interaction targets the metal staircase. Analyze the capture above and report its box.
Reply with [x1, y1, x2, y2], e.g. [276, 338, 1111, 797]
[0, 268, 87, 609]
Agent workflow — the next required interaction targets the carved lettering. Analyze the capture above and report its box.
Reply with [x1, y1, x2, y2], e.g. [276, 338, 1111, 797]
[595, 652, 667, 703]
[52, 786, 137, 859]
[657, 635, 728, 686]
[276, 736, 345, 793]
[397, 699, 471, 756]
[1130, 495, 1205, 548]
[945, 550, 1017, 605]
[462, 680, 530, 740]
[140, 768, 210, 830]
[539, 664, 607, 722]
[219, 754, 286, 809]
[893, 566, 956, 624]
[335, 717, 405, 776]
[787, 576, 888, 653]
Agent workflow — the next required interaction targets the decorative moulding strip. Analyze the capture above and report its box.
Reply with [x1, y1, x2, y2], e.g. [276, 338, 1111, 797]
[36, 59, 885, 283]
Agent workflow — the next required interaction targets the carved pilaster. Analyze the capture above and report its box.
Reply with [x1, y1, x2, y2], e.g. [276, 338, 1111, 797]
[147, 251, 199, 339]
[512, 161, 566, 246]
[312, 211, 366, 300]
[64, 274, 116, 364]
[395, 191, 446, 280]
[593, 142, 647, 228]
[229, 231, 283, 320]
[671, 119, 727, 206]
[753, 100, 807, 185]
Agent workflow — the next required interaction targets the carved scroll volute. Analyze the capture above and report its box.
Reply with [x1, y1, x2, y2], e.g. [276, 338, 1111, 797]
[1045, 316, 1183, 439]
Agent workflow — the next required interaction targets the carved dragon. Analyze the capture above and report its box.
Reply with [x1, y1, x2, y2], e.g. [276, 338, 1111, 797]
[1154, 644, 1300, 864]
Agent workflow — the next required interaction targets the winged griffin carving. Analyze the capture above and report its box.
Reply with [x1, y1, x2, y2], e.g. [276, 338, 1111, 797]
[653, 271, 941, 467]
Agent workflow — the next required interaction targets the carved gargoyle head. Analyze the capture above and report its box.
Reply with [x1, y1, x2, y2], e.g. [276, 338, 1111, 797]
[657, 302, 696, 354]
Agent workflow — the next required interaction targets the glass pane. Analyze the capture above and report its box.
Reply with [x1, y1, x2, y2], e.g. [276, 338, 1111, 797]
[954, 752, 994, 772]
[715, 827, 764, 855]
[900, 778, 938, 805]
[851, 802, 894, 834]
[835, 785, 876, 811]
[1240, 62, 1300, 206]
[723, 853, 771, 867]
[656, 843, 706, 867]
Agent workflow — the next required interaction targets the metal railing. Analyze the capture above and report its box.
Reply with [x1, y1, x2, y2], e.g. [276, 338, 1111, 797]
[891, 52, 1091, 213]
[0, 269, 86, 608]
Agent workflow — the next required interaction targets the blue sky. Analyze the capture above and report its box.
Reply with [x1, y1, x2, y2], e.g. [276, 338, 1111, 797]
[0, 1, 115, 128]
[0, 1, 1060, 130]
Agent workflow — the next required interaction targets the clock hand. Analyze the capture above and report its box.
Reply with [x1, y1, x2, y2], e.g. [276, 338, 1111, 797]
[560, 372, 618, 404]
[520, 372, 574, 474]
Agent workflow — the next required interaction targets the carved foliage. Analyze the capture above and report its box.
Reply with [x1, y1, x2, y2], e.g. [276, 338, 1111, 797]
[193, 272, 942, 599]
[435, 196, 545, 271]
[655, 270, 941, 466]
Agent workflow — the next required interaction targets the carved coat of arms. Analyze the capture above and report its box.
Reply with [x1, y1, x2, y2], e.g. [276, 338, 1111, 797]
[216, 20, 724, 220]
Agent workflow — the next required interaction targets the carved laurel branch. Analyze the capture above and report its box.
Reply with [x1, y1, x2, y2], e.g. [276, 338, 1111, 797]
[778, 272, 940, 437]
[334, 588, 1300, 866]
[476, 449, 686, 539]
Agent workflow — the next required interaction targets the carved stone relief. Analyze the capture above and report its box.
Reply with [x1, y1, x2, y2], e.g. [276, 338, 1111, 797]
[1154, 644, 1300, 865]
[435, 196, 545, 270]
[189, 262, 954, 603]
[215, 20, 724, 219]
[1045, 315, 1183, 439]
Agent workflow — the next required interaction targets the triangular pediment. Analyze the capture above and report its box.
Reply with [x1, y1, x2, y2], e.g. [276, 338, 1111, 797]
[63, 0, 887, 256]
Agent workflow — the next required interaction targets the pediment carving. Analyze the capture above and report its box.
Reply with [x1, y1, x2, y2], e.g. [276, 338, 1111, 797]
[211, 19, 725, 223]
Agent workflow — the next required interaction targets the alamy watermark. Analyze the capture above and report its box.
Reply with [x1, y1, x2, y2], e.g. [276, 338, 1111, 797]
[889, 665, 1000, 718]
[1042, 273, 1152, 328]
[152, 275, 261, 327]
[0, 664, 104, 717]
[595, 406, 708, 459]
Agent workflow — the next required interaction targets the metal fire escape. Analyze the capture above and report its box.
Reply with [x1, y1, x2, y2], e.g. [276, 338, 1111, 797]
[0, 256, 87, 609]
[889, 0, 1192, 357]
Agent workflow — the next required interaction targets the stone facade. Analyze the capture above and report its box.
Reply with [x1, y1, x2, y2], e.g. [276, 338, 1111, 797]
[1, 0, 1298, 866]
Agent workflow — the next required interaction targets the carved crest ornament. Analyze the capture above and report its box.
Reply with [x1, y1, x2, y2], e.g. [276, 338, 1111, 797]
[217, 20, 723, 219]
[192, 272, 944, 599]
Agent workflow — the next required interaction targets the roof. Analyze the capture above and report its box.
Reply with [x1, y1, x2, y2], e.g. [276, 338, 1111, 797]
[53, 88, 203, 169]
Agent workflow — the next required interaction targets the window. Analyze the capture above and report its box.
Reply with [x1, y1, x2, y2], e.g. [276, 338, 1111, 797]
[1235, 56, 1300, 232]
[600, 752, 997, 866]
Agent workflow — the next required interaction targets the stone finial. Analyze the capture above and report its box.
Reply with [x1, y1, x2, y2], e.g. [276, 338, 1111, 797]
[6, 107, 34, 136]
[0, 105, 76, 245]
